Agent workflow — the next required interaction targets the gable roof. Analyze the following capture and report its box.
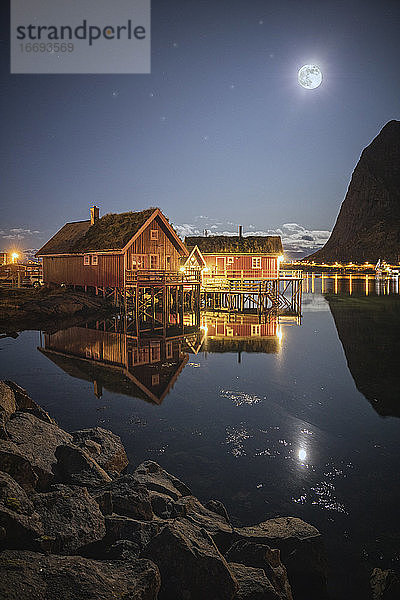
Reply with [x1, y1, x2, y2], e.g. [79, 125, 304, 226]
[37, 208, 188, 256]
[183, 245, 207, 268]
[185, 235, 283, 254]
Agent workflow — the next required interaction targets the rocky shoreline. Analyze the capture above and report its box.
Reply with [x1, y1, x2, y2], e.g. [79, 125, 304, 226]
[0, 381, 398, 599]
[0, 287, 117, 335]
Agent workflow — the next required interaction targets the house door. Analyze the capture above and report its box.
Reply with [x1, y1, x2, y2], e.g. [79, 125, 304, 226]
[216, 257, 225, 275]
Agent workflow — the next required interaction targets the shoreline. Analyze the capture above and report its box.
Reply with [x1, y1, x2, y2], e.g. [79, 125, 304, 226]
[0, 287, 117, 335]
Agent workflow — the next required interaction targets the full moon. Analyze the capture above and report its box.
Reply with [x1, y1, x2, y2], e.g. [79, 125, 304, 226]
[298, 64, 323, 89]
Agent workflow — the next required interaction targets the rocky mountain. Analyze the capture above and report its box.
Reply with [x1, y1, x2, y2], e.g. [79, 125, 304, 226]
[307, 120, 400, 264]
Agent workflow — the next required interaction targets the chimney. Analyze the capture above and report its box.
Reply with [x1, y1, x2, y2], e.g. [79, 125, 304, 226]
[238, 225, 243, 239]
[90, 205, 99, 225]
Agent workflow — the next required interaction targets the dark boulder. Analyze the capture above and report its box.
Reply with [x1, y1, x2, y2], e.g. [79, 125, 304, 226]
[0, 549, 160, 600]
[6, 412, 72, 490]
[71, 427, 128, 476]
[226, 540, 293, 600]
[236, 517, 327, 599]
[1, 381, 55, 424]
[0, 471, 43, 550]
[133, 460, 191, 500]
[229, 561, 280, 599]
[104, 514, 162, 551]
[142, 518, 238, 600]
[94, 474, 153, 520]
[0, 440, 38, 491]
[54, 443, 112, 488]
[32, 484, 105, 554]
[370, 568, 400, 600]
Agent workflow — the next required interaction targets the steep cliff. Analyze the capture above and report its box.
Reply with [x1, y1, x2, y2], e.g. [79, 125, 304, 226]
[308, 120, 400, 264]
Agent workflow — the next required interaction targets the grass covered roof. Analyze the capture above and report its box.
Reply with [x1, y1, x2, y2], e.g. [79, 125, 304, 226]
[185, 235, 283, 254]
[37, 209, 158, 255]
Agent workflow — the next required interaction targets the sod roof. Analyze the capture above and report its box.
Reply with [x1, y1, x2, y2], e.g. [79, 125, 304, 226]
[184, 235, 283, 254]
[37, 209, 158, 256]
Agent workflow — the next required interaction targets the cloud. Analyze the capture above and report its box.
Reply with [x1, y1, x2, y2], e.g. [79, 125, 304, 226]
[1, 228, 42, 241]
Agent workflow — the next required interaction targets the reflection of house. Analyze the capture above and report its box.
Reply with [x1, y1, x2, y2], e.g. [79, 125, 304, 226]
[199, 313, 282, 354]
[185, 232, 283, 282]
[36, 207, 189, 291]
[38, 324, 188, 404]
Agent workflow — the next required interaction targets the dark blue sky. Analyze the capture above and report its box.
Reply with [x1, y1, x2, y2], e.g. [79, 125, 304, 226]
[1, 0, 400, 256]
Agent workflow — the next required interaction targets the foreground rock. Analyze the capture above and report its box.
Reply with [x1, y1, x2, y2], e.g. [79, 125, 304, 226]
[0, 550, 160, 600]
[71, 427, 128, 476]
[143, 518, 238, 600]
[0, 380, 327, 600]
[370, 568, 400, 600]
[32, 485, 105, 554]
[5, 413, 72, 490]
[235, 518, 327, 599]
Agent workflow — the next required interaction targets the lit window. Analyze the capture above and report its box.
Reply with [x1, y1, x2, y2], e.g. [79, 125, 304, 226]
[151, 374, 160, 386]
[227, 257, 234, 265]
[92, 255, 98, 265]
[252, 257, 261, 269]
[150, 230, 158, 240]
[166, 341, 173, 359]
[84, 255, 90, 266]
[251, 324, 261, 336]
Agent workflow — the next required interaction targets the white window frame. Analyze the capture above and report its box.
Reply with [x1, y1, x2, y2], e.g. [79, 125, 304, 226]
[92, 255, 98, 266]
[150, 229, 158, 240]
[227, 257, 234, 265]
[251, 324, 261, 336]
[83, 255, 90, 266]
[252, 257, 261, 269]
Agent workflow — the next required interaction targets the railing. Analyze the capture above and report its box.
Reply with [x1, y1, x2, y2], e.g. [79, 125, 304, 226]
[125, 270, 200, 285]
[203, 269, 279, 280]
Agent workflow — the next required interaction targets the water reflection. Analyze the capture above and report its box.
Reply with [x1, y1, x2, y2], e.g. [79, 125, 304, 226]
[39, 325, 189, 404]
[326, 294, 400, 417]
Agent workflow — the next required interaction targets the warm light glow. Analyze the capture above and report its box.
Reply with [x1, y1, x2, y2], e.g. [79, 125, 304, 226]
[203, 266, 209, 272]
[276, 326, 283, 343]
[11, 252, 19, 263]
[179, 266, 185, 272]
[200, 324, 208, 335]
[278, 255, 284, 264]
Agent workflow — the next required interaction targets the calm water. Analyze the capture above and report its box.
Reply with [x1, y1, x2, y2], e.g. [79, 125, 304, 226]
[1, 274, 399, 599]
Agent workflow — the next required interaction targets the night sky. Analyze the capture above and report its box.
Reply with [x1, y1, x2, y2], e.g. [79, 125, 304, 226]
[1, 0, 400, 257]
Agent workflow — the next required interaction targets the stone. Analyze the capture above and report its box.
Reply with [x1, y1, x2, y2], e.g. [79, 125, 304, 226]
[0, 550, 161, 600]
[32, 484, 105, 554]
[0, 381, 17, 415]
[104, 514, 162, 551]
[6, 412, 72, 490]
[142, 518, 238, 600]
[71, 427, 128, 475]
[0, 471, 43, 550]
[236, 517, 327, 599]
[226, 540, 293, 600]
[54, 443, 112, 488]
[1, 381, 55, 424]
[229, 562, 280, 599]
[178, 495, 235, 552]
[94, 474, 153, 520]
[0, 440, 38, 491]
[91, 489, 113, 515]
[371, 568, 400, 600]
[133, 460, 191, 500]
[205, 499, 231, 522]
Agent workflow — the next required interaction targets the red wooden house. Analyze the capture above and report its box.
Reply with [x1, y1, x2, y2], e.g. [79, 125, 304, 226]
[36, 206, 189, 292]
[184, 232, 283, 282]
